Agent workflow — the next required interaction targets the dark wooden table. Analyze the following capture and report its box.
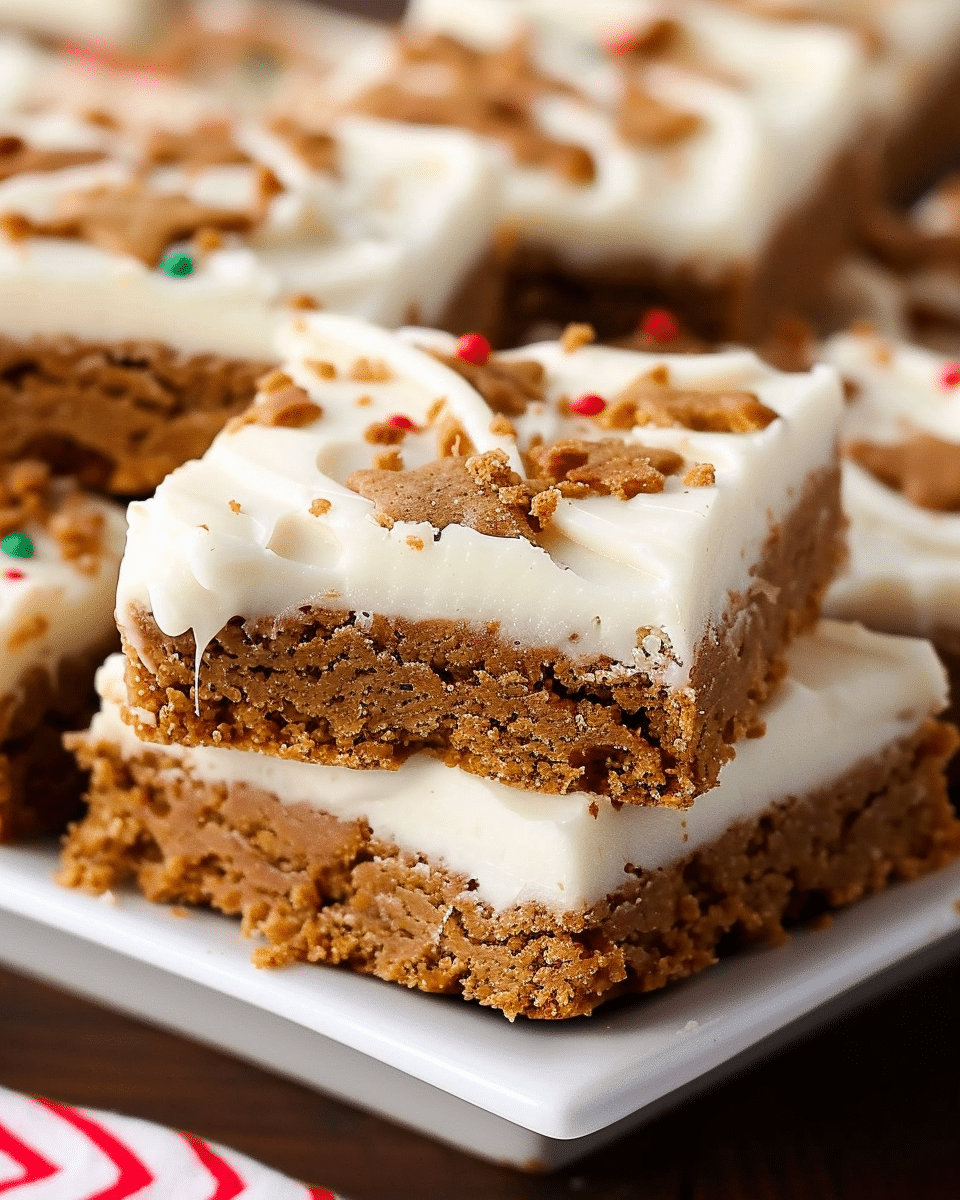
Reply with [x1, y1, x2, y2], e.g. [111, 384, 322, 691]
[3, 949, 960, 1200]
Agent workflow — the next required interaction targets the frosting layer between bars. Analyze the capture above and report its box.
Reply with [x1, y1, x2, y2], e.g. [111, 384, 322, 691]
[92, 621, 947, 912]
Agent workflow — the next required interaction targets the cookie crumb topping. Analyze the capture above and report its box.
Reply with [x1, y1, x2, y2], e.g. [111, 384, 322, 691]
[848, 434, 960, 512]
[530, 437, 684, 499]
[434, 350, 545, 416]
[605, 370, 777, 433]
[350, 357, 395, 383]
[560, 323, 596, 353]
[254, 385, 322, 427]
[347, 449, 541, 540]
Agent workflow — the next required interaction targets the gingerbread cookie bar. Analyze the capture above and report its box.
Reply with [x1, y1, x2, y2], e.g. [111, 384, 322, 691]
[62, 622, 960, 1019]
[0, 459, 125, 842]
[821, 330, 960, 660]
[828, 176, 960, 359]
[0, 106, 497, 494]
[467, 0, 960, 202]
[114, 313, 844, 806]
[334, 0, 873, 344]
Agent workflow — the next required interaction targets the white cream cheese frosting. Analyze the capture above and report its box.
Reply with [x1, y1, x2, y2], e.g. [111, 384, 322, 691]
[89, 621, 948, 911]
[0, 0, 174, 48]
[0, 111, 496, 358]
[457, 0, 960, 139]
[115, 312, 842, 690]
[822, 331, 960, 637]
[388, 0, 867, 268]
[0, 486, 126, 702]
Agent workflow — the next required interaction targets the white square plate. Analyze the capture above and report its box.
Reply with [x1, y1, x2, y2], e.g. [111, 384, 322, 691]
[2, 842, 960, 1170]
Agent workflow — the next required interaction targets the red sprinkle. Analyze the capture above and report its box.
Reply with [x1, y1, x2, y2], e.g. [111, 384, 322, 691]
[570, 393, 607, 417]
[640, 308, 681, 343]
[605, 30, 641, 55]
[941, 363, 960, 388]
[385, 414, 416, 430]
[456, 332, 491, 366]
[2, 568, 25, 581]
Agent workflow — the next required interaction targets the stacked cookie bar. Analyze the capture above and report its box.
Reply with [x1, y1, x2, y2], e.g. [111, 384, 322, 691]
[61, 314, 960, 1018]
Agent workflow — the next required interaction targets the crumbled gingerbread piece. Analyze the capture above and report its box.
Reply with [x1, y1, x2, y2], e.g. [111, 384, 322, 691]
[373, 449, 404, 471]
[254, 385, 322, 427]
[49, 495, 105, 573]
[0, 213, 31, 241]
[351, 33, 596, 185]
[9, 182, 255, 267]
[610, 19, 680, 56]
[489, 415, 516, 438]
[605, 370, 777, 433]
[684, 462, 716, 488]
[350, 357, 394, 383]
[0, 459, 52, 536]
[229, 499, 241, 514]
[309, 498, 332, 516]
[347, 450, 539, 540]
[288, 293, 319, 311]
[617, 80, 701, 146]
[193, 227, 224, 254]
[364, 422, 406, 446]
[530, 437, 684, 499]
[83, 109, 120, 130]
[256, 166, 285, 210]
[144, 121, 252, 170]
[405, 535, 425, 551]
[305, 359, 336, 380]
[437, 414, 476, 458]
[529, 486, 560, 526]
[258, 369, 293, 393]
[269, 118, 339, 174]
[848, 434, 960, 512]
[7, 613, 48, 649]
[560, 323, 596, 353]
[0, 136, 106, 183]
[432, 351, 545, 416]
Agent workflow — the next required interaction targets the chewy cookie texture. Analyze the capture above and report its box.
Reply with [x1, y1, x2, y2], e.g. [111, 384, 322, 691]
[114, 314, 843, 807]
[63, 625, 960, 1019]
[0, 459, 125, 842]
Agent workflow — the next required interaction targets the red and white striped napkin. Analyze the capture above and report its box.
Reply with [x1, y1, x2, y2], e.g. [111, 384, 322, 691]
[0, 1086, 340, 1198]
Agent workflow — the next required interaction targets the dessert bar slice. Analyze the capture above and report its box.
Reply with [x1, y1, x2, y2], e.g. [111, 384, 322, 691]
[822, 329, 960, 662]
[339, 0, 873, 343]
[0, 107, 497, 493]
[449, 0, 960, 202]
[115, 313, 844, 805]
[62, 622, 960, 1019]
[0, 460, 125, 841]
[829, 175, 960, 359]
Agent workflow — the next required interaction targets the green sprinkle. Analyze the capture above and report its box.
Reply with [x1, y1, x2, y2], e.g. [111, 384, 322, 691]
[1, 530, 34, 559]
[161, 250, 194, 278]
